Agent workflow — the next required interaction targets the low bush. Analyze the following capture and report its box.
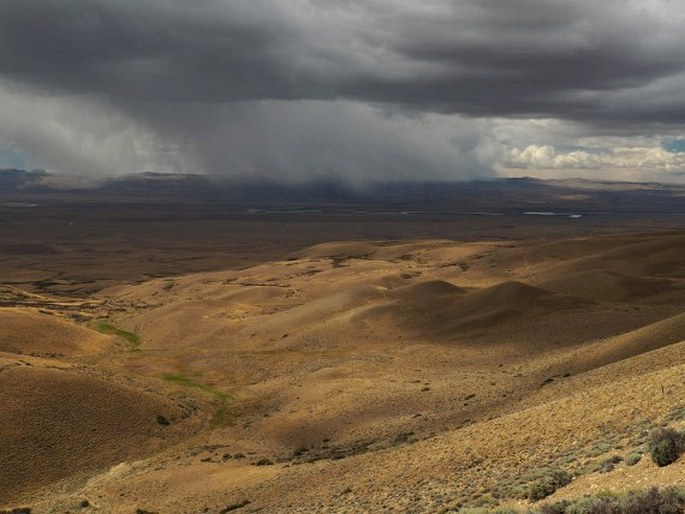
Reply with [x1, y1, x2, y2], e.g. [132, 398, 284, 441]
[528, 470, 571, 502]
[648, 427, 683, 467]
[598, 455, 623, 473]
[625, 452, 642, 466]
[538, 486, 685, 514]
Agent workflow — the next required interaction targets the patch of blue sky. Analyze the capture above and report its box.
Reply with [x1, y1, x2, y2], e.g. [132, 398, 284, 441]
[662, 139, 685, 153]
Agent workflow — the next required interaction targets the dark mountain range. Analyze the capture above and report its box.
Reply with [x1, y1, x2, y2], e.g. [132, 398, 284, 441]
[1, 168, 684, 216]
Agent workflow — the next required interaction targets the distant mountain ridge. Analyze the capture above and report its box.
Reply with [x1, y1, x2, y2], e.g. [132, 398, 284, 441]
[1, 168, 685, 215]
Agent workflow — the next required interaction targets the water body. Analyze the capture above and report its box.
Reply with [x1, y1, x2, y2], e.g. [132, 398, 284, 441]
[246, 208, 323, 214]
[524, 211, 583, 219]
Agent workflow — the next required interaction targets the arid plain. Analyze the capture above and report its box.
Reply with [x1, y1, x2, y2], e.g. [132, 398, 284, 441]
[2, 176, 685, 513]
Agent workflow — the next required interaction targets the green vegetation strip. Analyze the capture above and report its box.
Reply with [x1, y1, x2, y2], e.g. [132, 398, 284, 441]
[163, 373, 235, 426]
[95, 320, 142, 349]
[162, 373, 229, 401]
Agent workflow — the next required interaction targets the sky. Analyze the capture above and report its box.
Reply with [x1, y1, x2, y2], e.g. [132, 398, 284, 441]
[1, 0, 685, 183]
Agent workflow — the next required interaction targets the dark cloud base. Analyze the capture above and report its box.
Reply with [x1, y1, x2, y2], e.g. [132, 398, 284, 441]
[1, 1, 685, 179]
[2, 0, 684, 124]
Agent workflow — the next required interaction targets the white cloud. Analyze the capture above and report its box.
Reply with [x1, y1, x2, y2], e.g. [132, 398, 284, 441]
[506, 144, 601, 169]
[498, 141, 685, 182]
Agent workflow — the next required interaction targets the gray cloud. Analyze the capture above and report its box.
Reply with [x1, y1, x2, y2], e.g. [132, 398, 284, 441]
[2, 0, 684, 123]
[0, 81, 494, 181]
[144, 100, 494, 183]
[1, 0, 685, 180]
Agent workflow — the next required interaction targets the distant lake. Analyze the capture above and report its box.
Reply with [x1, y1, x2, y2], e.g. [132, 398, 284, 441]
[524, 211, 583, 218]
[246, 208, 323, 214]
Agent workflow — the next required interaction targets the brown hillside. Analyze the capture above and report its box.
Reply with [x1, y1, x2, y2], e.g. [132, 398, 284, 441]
[0, 359, 200, 501]
[3, 231, 685, 513]
[540, 269, 678, 303]
[0, 308, 111, 357]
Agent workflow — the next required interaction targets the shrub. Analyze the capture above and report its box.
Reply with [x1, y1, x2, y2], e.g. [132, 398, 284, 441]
[528, 470, 571, 502]
[622, 486, 685, 514]
[648, 427, 683, 467]
[598, 455, 623, 473]
[564, 496, 613, 514]
[539, 486, 685, 514]
[538, 501, 571, 514]
[625, 452, 642, 466]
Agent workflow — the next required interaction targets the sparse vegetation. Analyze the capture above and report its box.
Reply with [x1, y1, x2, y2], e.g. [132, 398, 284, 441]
[487, 466, 574, 505]
[330, 252, 372, 267]
[597, 455, 623, 473]
[162, 373, 229, 401]
[210, 405, 237, 427]
[454, 487, 685, 513]
[648, 426, 683, 467]
[527, 469, 571, 502]
[625, 452, 642, 466]
[219, 500, 251, 513]
[537, 486, 685, 514]
[666, 406, 685, 422]
[291, 445, 308, 457]
[456, 509, 517, 514]
[162, 373, 235, 427]
[94, 320, 142, 349]
[394, 431, 415, 444]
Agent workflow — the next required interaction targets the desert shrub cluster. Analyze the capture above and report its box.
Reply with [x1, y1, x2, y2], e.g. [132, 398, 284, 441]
[648, 427, 684, 467]
[538, 486, 685, 514]
[597, 455, 623, 473]
[527, 470, 572, 502]
[457, 486, 685, 514]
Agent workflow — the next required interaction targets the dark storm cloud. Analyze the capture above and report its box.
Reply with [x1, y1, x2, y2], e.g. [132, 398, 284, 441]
[1, 0, 685, 124]
[3, 0, 685, 182]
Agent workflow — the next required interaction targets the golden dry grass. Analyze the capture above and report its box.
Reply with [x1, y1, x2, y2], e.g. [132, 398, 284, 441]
[0, 308, 111, 357]
[2, 232, 685, 512]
